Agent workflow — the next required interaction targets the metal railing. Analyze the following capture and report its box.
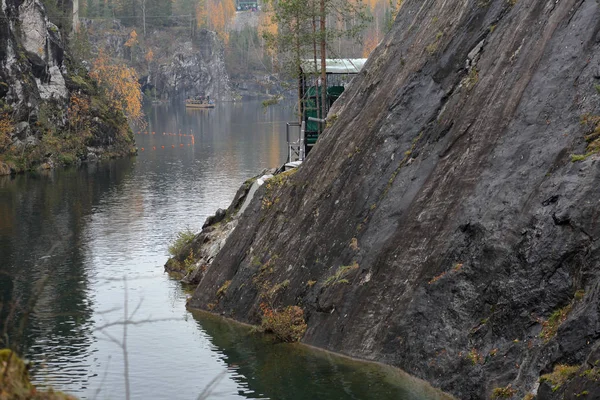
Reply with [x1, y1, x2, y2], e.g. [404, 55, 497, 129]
[286, 121, 305, 163]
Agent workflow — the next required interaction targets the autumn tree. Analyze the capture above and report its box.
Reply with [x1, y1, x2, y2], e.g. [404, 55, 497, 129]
[0, 106, 13, 152]
[262, 0, 314, 120]
[197, 0, 236, 43]
[89, 50, 144, 125]
[67, 94, 91, 134]
[124, 29, 138, 61]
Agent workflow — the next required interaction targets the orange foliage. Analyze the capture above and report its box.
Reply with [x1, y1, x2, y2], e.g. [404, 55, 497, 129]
[124, 30, 138, 47]
[362, 29, 380, 57]
[90, 50, 144, 125]
[0, 111, 13, 151]
[197, 0, 236, 43]
[145, 49, 154, 63]
[259, 303, 307, 342]
[258, 8, 277, 41]
[67, 94, 91, 136]
[366, 0, 379, 10]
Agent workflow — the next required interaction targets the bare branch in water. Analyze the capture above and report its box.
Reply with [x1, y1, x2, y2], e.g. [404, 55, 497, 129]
[196, 370, 228, 400]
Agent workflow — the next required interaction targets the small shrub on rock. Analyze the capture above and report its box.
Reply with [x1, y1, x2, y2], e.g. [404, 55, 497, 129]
[540, 364, 579, 392]
[491, 384, 516, 398]
[259, 303, 307, 342]
[168, 229, 195, 257]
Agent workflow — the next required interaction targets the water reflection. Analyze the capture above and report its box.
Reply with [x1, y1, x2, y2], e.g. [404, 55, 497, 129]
[0, 159, 135, 388]
[194, 311, 453, 400]
[0, 101, 448, 399]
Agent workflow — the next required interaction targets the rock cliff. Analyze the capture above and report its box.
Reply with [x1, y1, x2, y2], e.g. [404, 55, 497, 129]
[153, 30, 232, 101]
[82, 20, 233, 101]
[0, 0, 135, 174]
[187, 0, 600, 398]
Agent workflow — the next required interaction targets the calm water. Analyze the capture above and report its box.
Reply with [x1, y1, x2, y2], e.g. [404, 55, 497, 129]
[0, 101, 451, 400]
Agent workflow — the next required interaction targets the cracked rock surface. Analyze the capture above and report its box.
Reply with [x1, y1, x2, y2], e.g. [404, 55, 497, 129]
[188, 0, 600, 398]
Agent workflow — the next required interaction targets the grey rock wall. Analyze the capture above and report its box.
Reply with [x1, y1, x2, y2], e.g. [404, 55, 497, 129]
[154, 30, 232, 101]
[0, 0, 135, 173]
[83, 21, 232, 101]
[188, 0, 600, 398]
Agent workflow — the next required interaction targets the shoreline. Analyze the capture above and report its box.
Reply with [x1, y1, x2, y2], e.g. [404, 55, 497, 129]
[188, 307, 457, 399]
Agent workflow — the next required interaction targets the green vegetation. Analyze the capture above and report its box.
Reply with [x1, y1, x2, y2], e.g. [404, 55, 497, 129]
[262, 97, 281, 108]
[464, 68, 479, 91]
[467, 348, 483, 365]
[268, 279, 290, 297]
[326, 114, 339, 128]
[571, 114, 600, 161]
[216, 280, 232, 297]
[491, 384, 516, 399]
[323, 262, 359, 287]
[261, 169, 297, 209]
[168, 229, 196, 256]
[539, 303, 573, 341]
[579, 366, 600, 381]
[0, 349, 76, 399]
[184, 250, 196, 274]
[540, 364, 579, 392]
[426, 31, 443, 55]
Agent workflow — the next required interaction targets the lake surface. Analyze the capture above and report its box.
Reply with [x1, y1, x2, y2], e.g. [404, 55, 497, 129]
[0, 101, 451, 400]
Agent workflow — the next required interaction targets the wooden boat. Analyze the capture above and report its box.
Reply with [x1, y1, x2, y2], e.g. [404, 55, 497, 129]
[185, 99, 215, 109]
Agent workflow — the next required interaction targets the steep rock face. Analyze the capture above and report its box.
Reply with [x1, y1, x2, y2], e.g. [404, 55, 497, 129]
[0, 0, 134, 174]
[83, 21, 232, 101]
[1, 0, 67, 117]
[189, 0, 600, 398]
[154, 30, 232, 101]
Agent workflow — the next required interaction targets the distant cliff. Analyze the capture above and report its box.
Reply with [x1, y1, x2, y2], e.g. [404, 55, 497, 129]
[184, 0, 600, 398]
[82, 20, 233, 102]
[0, 0, 135, 175]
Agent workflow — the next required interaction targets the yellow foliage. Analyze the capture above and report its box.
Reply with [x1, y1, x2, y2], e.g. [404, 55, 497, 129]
[362, 29, 380, 57]
[0, 111, 13, 151]
[145, 49, 154, 63]
[67, 94, 91, 137]
[124, 30, 138, 47]
[258, 9, 277, 40]
[90, 50, 144, 125]
[198, 0, 236, 43]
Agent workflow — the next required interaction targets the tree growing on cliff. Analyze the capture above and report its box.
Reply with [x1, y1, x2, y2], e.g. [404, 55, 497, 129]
[0, 106, 13, 152]
[67, 94, 92, 138]
[262, 0, 370, 120]
[89, 50, 144, 125]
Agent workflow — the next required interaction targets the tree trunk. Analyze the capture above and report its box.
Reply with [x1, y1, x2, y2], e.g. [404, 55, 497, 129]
[319, 0, 327, 127]
[312, 12, 320, 125]
[142, 0, 147, 37]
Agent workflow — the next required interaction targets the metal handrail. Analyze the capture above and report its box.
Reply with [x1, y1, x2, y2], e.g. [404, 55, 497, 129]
[286, 122, 302, 163]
